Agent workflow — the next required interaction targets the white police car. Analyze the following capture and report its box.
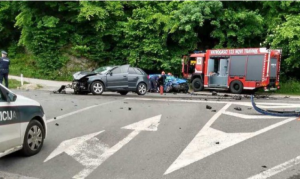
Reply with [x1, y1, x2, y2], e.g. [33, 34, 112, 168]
[0, 84, 47, 158]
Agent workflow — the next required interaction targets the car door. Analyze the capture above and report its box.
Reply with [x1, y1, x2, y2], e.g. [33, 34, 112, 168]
[0, 85, 20, 153]
[106, 65, 129, 90]
[128, 67, 139, 90]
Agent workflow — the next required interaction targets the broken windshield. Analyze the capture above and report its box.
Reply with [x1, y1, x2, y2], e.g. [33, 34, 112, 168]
[93, 66, 114, 74]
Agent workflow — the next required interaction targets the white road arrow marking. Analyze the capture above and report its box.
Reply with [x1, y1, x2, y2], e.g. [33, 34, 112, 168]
[73, 115, 162, 179]
[164, 102, 296, 175]
[44, 130, 105, 162]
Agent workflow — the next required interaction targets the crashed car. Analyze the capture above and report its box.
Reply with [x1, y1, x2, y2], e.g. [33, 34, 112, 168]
[72, 65, 150, 95]
[149, 74, 189, 93]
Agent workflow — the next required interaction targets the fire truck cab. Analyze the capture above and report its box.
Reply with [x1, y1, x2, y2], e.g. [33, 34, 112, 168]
[182, 48, 281, 94]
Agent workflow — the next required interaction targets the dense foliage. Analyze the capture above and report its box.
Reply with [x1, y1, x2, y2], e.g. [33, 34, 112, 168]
[0, 1, 299, 79]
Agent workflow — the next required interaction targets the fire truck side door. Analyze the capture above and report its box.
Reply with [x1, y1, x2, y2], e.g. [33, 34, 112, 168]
[269, 58, 278, 78]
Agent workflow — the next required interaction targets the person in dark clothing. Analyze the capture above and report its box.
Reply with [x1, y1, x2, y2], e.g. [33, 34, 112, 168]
[0, 51, 10, 88]
[157, 75, 164, 95]
[150, 75, 159, 92]
[161, 71, 166, 82]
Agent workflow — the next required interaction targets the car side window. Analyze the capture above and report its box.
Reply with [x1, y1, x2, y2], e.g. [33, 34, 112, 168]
[129, 68, 137, 74]
[121, 66, 129, 73]
[138, 68, 146, 75]
[135, 68, 144, 75]
[134, 68, 143, 75]
[111, 67, 122, 74]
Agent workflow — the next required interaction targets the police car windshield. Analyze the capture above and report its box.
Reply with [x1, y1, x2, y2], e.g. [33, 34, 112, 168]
[93, 66, 114, 74]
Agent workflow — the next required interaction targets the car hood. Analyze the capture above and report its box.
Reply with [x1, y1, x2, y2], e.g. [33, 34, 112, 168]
[174, 78, 187, 84]
[73, 71, 97, 80]
[166, 77, 187, 84]
[16, 95, 41, 106]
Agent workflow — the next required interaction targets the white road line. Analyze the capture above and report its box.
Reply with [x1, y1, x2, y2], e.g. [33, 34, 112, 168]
[202, 103, 232, 130]
[126, 98, 300, 108]
[223, 111, 285, 119]
[47, 100, 121, 123]
[126, 97, 229, 104]
[0, 171, 39, 179]
[247, 155, 300, 179]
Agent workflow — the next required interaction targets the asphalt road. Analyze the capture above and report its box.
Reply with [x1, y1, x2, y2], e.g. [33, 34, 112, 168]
[1, 90, 300, 179]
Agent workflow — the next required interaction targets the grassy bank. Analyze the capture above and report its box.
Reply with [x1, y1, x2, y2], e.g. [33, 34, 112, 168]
[7, 79, 29, 89]
[9, 54, 73, 81]
[276, 79, 300, 95]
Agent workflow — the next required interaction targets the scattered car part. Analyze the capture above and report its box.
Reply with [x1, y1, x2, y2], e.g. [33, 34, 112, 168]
[234, 107, 242, 111]
[206, 105, 212, 110]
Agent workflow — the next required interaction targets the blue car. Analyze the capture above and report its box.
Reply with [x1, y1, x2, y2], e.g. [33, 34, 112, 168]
[149, 74, 189, 93]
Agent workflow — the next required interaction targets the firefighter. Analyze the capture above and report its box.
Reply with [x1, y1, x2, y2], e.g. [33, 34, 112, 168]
[0, 51, 10, 88]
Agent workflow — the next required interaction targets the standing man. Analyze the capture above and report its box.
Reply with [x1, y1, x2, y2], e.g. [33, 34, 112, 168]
[0, 51, 10, 88]
[158, 71, 167, 95]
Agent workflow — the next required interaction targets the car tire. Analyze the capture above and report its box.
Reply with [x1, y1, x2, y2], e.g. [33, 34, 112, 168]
[91, 81, 104, 95]
[119, 91, 128, 95]
[21, 120, 45, 156]
[137, 83, 147, 95]
[230, 80, 243, 94]
[192, 78, 204, 92]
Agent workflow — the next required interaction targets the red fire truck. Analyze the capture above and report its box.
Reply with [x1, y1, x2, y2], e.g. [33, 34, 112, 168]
[182, 48, 281, 94]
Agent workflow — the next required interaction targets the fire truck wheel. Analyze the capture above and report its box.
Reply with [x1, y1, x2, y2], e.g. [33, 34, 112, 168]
[230, 80, 243, 94]
[192, 78, 204, 91]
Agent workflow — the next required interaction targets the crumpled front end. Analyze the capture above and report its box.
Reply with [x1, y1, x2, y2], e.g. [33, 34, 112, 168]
[164, 78, 189, 93]
[72, 78, 90, 93]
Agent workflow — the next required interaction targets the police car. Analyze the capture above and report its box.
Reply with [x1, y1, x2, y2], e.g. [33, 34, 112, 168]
[0, 84, 47, 158]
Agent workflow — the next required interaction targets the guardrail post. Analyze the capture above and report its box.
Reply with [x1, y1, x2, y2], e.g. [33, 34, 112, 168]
[21, 74, 23, 86]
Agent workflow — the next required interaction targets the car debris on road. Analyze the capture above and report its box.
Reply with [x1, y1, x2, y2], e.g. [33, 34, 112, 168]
[206, 105, 212, 110]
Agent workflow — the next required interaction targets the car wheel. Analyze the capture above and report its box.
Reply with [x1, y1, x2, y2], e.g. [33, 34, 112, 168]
[91, 81, 104, 95]
[119, 91, 128, 95]
[137, 83, 147, 95]
[230, 80, 243, 94]
[21, 120, 44, 156]
[192, 78, 204, 91]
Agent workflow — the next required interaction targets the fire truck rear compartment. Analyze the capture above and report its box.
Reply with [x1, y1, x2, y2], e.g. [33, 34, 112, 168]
[207, 58, 228, 88]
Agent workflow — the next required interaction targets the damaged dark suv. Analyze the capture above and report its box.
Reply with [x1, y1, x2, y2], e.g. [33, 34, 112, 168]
[72, 65, 150, 95]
